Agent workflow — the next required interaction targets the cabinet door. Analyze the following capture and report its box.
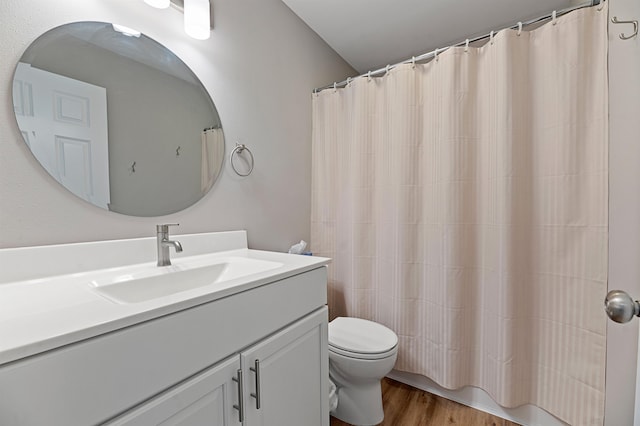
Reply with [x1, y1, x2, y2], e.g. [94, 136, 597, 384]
[106, 356, 242, 426]
[242, 307, 329, 426]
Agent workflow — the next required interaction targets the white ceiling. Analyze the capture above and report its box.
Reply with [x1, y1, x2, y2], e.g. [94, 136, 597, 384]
[281, 0, 589, 73]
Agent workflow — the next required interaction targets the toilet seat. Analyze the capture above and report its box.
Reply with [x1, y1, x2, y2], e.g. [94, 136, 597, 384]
[329, 344, 397, 360]
[329, 317, 398, 360]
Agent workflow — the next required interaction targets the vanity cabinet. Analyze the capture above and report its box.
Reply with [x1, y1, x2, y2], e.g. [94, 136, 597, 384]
[108, 308, 328, 426]
[106, 356, 242, 426]
[0, 266, 329, 426]
[240, 308, 327, 426]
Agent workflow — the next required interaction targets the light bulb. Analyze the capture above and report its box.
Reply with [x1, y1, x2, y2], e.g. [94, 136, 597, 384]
[144, 0, 170, 8]
[184, 0, 210, 40]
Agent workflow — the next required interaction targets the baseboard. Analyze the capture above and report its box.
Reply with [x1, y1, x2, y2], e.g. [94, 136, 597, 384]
[386, 370, 568, 426]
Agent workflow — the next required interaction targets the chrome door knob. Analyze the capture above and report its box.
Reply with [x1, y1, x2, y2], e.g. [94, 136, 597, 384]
[605, 290, 640, 323]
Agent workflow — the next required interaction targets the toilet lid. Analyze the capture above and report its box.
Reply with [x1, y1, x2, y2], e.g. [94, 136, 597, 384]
[328, 317, 398, 354]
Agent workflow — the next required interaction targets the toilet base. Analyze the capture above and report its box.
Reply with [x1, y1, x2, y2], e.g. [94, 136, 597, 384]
[331, 379, 384, 426]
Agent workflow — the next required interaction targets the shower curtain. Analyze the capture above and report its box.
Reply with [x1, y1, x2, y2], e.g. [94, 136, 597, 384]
[311, 4, 608, 425]
[201, 127, 224, 193]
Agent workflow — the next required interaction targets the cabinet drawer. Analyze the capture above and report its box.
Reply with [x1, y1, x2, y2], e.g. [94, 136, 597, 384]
[0, 267, 327, 426]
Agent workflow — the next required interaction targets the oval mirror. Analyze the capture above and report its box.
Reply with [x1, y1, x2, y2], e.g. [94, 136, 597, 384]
[11, 21, 224, 217]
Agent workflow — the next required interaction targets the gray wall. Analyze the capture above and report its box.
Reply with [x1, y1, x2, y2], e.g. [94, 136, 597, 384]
[0, 0, 355, 250]
[606, 0, 640, 423]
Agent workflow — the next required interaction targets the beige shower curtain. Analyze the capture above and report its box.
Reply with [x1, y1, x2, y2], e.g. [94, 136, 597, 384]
[311, 4, 608, 425]
[201, 127, 225, 193]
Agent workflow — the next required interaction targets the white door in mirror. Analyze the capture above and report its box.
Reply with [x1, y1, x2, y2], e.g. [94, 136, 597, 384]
[13, 62, 110, 208]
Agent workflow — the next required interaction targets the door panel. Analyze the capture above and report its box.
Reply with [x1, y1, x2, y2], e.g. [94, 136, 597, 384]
[53, 91, 90, 125]
[55, 136, 93, 201]
[242, 307, 329, 426]
[105, 356, 242, 426]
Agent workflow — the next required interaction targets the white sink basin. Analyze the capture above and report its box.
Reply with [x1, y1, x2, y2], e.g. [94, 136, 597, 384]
[88, 256, 283, 304]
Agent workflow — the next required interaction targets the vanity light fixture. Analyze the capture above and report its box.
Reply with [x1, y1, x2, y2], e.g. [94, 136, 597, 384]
[142, 0, 211, 40]
[144, 0, 170, 8]
[183, 0, 211, 40]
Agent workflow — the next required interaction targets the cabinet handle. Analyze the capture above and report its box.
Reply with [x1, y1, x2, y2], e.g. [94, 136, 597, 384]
[232, 368, 244, 422]
[250, 359, 261, 409]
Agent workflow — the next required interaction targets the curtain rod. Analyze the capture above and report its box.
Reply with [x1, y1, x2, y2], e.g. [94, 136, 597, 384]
[314, 0, 600, 93]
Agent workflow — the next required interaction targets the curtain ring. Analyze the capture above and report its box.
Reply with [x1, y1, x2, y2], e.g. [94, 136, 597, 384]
[434, 48, 439, 61]
[597, 1, 604, 11]
[346, 77, 352, 87]
[385, 64, 391, 75]
[490, 31, 494, 45]
[367, 70, 372, 82]
[517, 22, 522, 36]
[333, 82, 337, 92]
[552, 10, 557, 25]
[464, 39, 469, 52]
[230, 143, 254, 177]
[411, 56, 416, 68]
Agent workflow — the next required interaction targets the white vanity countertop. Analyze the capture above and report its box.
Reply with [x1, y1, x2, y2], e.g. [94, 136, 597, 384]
[0, 232, 330, 366]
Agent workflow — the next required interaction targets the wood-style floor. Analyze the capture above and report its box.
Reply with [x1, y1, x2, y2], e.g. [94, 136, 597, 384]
[330, 378, 521, 426]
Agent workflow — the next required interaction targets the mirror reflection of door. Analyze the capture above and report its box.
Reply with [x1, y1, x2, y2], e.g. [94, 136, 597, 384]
[13, 62, 110, 209]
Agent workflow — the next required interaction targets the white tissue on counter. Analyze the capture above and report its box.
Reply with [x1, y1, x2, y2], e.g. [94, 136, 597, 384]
[288, 240, 307, 254]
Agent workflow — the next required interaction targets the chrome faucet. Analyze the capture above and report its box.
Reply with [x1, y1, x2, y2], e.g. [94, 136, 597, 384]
[156, 224, 183, 266]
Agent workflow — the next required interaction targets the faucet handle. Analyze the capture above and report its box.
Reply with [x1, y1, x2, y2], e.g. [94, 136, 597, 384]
[156, 223, 180, 233]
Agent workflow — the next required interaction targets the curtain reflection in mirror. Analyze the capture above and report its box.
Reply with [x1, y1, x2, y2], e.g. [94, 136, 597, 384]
[201, 127, 224, 193]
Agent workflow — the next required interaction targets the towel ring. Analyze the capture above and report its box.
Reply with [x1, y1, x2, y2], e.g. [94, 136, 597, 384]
[230, 143, 254, 177]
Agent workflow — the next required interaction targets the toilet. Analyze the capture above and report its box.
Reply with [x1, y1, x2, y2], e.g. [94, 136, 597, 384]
[328, 317, 398, 426]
